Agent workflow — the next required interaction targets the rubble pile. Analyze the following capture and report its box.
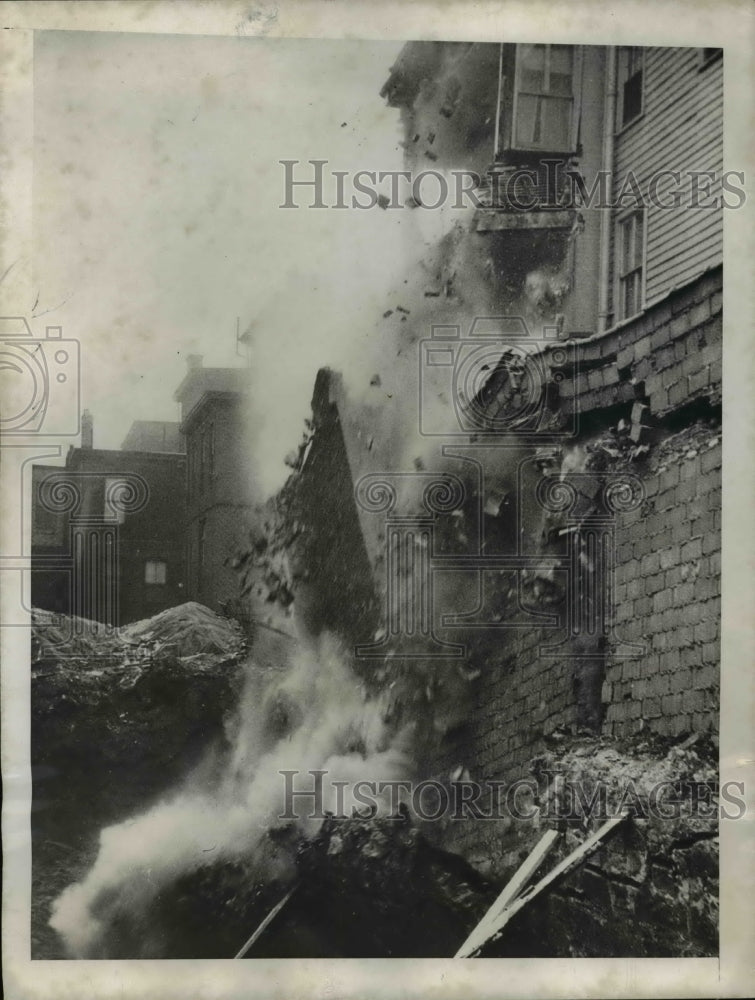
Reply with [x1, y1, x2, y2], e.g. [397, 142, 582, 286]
[452, 733, 719, 957]
[121, 601, 245, 663]
[32, 608, 126, 667]
[289, 811, 496, 957]
[31, 602, 247, 958]
[89, 812, 497, 958]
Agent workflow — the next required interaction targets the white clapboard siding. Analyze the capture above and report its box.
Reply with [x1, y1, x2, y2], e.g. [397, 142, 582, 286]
[608, 47, 723, 317]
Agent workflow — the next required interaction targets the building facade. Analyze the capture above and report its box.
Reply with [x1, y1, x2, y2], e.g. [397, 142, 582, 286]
[31, 416, 187, 625]
[174, 357, 256, 612]
[268, 43, 724, 956]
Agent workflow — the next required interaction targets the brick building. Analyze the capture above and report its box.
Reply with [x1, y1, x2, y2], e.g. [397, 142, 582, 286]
[31, 413, 187, 625]
[174, 356, 256, 612]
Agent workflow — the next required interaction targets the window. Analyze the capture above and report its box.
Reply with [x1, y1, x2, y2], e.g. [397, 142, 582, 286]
[513, 44, 575, 151]
[145, 559, 167, 585]
[617, 47, 644, 129]
[700, 48, 722, 68]
[617, 210, 645, 319]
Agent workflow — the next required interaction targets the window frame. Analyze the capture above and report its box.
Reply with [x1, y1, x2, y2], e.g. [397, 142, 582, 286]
[615, 46, 645, 133]
[144, 558, 168, 585]
[511, 44, 581, 153]
[615, 208, 647, 322]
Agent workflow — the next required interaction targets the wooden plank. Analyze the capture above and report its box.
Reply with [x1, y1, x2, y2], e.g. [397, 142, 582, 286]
[234, 883, 299, 959]
[459, 812, 629, 958]
[454, 828, 560, 958]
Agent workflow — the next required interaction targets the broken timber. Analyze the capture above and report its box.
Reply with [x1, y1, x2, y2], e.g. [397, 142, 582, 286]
[455, 812, 630, 958]
[454, 828, 560, 958]
[233, 882, 299, 959]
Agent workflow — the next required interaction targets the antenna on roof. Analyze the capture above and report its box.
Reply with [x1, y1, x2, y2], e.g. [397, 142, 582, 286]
[236, 317, 254, 367]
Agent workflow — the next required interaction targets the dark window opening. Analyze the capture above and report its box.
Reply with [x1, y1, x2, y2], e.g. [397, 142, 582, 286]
[617, 47, 644, 129]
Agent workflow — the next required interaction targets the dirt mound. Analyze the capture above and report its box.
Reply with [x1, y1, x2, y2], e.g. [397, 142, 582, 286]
[31, 602, 247, 959]
[32, 608, 126, 666]
[121, 601, 244, 661]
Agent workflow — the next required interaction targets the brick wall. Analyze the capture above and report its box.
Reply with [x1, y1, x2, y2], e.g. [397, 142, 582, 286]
[605, 426, 721, 738]
[434, 265, 722, 780]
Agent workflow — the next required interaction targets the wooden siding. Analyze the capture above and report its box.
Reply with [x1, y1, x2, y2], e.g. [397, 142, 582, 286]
[609, 47, 723, 319]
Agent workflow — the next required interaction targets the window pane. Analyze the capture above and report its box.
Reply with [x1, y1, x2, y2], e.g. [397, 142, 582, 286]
[549, 45, 573, 95]
[515, 94, 539, 144]
[633, 215, 644, 268]
[622, 71, 642, 124]
[622, 219, 633, 272]
[145, 560, 167, 585]
[623, 277, 635, 318]
[519, 44, 545, 92]
[541, 96, 572, 148]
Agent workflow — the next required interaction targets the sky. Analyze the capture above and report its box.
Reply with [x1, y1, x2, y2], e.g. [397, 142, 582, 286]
[33, 30, 414, 495]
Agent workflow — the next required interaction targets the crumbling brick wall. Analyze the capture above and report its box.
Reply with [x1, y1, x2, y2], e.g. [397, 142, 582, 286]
[435, 265, 722, 779]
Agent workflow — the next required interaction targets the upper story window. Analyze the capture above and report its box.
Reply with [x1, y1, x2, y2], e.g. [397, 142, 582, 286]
[513, 44, 575, 152]
[617, 47, 644, 129]
[617, 209, 645, 320]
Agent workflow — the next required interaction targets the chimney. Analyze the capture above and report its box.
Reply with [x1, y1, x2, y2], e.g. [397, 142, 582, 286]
[187, 354, 203, 371]
[81, 409, 93, 449]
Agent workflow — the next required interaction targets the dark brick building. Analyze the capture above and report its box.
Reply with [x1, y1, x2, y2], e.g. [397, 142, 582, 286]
[31, 415, 187, 625]
[174, 356, 256, 612]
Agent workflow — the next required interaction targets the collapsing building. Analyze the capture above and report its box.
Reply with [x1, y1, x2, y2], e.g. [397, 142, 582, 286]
[251, 43, 723, 956]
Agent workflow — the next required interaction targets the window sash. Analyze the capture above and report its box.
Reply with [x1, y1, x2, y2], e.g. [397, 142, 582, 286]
[617, 211, 644, 319]
[616, 47, 644, 128]
[513, 44, 576, 150]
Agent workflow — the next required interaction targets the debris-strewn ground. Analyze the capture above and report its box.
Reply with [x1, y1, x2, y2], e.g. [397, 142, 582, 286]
[31, 603, 246, 958]
[98, 812, 497, 958]
[438, 731, 719, 957]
